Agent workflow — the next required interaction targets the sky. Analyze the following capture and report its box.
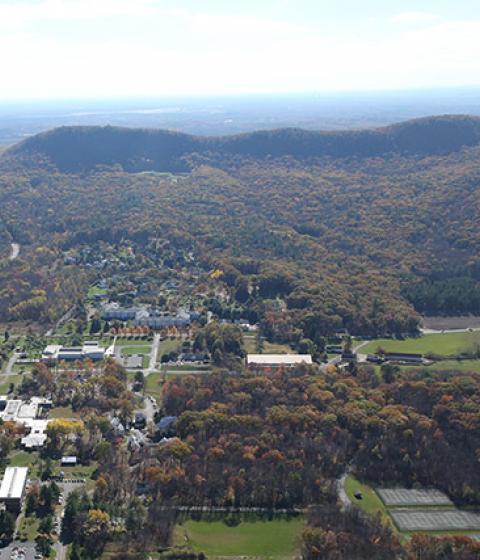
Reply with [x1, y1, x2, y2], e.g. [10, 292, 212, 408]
[1, 0, 480, 100]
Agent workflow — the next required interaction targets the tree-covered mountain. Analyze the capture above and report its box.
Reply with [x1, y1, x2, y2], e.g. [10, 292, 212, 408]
[7, 114, 480, 173]
[2, 115, 480, 333]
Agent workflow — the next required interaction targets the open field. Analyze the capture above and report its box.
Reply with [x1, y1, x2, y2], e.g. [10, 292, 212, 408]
[344, 475, 390, 524]
[346, 476, 480, 539]
[0, 373, 24, 393]
[7, 450, 39, 469]
[119, 345, 151, 356]
[362, 332, 480, 357]
[175, 517, 304, 558]
[243, 336, 294, 355]
[145, 372, 164, 400]
[49, 406, 81, 419]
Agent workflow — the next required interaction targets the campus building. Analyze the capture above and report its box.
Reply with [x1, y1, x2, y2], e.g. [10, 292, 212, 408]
[246, 354, 313, 367]
[0, 467, 28, 513]
[41, 341, 107, 364]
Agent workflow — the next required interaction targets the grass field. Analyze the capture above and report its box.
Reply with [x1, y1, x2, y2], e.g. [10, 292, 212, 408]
[49, 406, 81, 419]
[18, 516, 40, 541]
[8, 450, 39, 468]
[176, 517, 304, 558]
[145, 372, 164, 400]
[243, 336, 294, 355]
[119, 345, 151, 356]
[158, 338, 180, 356]
[0, 373, 24, 393]
[400, 360, 480, 374]
[362, 332, 480, 357]
[344, 475, 390, 523]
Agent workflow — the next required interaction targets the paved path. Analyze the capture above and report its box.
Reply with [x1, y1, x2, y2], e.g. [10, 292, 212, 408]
[145, 333, 160, 375]
[3, 351, 19, 375]
[45, 304, 76, 336]
[420, 327, 480, 334]
[337, 473, 351, 511]
[9, 242, 20, 260]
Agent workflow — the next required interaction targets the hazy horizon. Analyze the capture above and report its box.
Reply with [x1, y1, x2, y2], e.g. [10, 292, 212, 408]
[2, 87, 480, 144]
[2, 0, 480, 100]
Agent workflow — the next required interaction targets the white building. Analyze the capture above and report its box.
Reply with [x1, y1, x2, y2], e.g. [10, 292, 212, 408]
[0, 396, 52, 449]
[41, 341, 106, 364]
[0, 467, 28, 513]
[246, 354, 313, 367]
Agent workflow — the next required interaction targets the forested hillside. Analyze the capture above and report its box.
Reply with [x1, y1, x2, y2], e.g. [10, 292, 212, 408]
[1, 116, 480, 333]
[7, 114, 480, 172]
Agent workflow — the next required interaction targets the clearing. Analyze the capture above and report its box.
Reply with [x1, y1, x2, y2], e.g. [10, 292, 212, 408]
[362, 332, 480, 357]
[175, 516, 304, 558]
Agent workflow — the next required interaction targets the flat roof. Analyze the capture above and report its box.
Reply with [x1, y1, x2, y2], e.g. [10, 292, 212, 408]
[0, 467, 28, 499]
[246, 354, 312, 365]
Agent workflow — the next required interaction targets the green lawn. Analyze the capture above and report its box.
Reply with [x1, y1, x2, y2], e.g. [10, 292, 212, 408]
[243, 336, 294, 355]
[8, 450, 39, 468]
[18, 516, 40, 541]
[145, 372, 164, 400]
[158, 338, 180, 356]
[176, 517, 304, 558]
[115, 338, 151, 346]
[166, 364, 211, 372]
[119, 345, 151, 356]
[344, 475, 390, 523]
[49, 406, 81, 419]
[52, 460, 98, 482]
[362, 332, 480, 357]
[0, 373, 24, 393]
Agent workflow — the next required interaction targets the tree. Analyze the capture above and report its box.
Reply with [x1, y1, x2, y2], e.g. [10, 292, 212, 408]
[0, 510, 15, 542]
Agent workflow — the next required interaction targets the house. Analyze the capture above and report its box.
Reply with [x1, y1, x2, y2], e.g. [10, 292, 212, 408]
[61, 456, 77, 467]
[341, 351, 357, 363]
[246, 354, 313, 368]
[0, 467, 28, 513]
[384, 352, 424, 364]
[134, 412, 146, 430]
[155, 416, 177, 439]
[110, 417, 125, 437]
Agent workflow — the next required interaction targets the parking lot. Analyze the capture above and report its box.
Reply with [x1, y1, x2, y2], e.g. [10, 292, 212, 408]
[0, 542, 39, 560]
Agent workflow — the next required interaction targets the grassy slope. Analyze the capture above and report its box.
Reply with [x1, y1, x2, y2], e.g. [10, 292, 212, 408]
[177, 518, 304, 557]
[362, 332, 480, 356]
[344, 475, 390, 523]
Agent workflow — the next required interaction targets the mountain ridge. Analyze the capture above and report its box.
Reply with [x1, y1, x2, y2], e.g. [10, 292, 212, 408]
[5, 114, 480, 173]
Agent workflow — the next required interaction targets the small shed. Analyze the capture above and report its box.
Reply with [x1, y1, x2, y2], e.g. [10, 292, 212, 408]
[61, 456, 77, 467]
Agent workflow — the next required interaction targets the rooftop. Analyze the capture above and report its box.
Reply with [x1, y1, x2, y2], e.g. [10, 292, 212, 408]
[0, 467, 28, 500]
[246, 354, 313, 365]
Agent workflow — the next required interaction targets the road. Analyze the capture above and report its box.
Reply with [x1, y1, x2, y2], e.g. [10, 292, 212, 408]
[337, 472, 351, 511]
[3, 351, 18, 375]
[420, 327, 480, 335]
[9, 242, 20, 260]
[145, 333, 161, 375]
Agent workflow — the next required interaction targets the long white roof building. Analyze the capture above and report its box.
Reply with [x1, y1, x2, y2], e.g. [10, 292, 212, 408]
[0, 467, 28, 500]
[246, 354, 313, 367]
